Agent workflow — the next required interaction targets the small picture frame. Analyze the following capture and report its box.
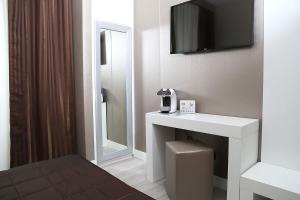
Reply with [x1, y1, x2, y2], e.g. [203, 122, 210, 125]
[180, 100, 196, 113]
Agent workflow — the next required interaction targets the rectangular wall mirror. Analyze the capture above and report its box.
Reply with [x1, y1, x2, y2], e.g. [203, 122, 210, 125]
[94, 22, 132, 163]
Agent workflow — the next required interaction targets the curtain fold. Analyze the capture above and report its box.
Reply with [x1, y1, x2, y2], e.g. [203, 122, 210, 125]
[8, 0, 76, 167]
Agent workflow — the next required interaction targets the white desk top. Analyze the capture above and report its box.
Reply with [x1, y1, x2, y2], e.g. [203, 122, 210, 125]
[146, 111, 259, 139]
[241, 162, 300, 196]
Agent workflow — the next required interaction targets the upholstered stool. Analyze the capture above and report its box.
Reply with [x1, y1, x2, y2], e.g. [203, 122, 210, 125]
[165, 141, 214, 200]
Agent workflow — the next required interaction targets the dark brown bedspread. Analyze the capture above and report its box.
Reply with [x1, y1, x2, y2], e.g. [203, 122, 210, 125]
[0, 155, 154, 200]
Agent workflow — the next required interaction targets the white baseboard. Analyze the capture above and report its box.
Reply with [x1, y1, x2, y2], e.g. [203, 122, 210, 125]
[90, 160, 97, 165]
[99, 154, 133, 167]
[133, 149, 146, 161]
[90, 154, 133, 167]
[214, 176, 227, 191]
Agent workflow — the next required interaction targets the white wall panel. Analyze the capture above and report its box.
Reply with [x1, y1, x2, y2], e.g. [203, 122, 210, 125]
[0, 0, 10, 170]
[262, 0, 300, 171]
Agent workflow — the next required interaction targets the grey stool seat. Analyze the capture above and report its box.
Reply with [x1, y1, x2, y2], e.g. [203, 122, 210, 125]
[166, 141, 214, 200]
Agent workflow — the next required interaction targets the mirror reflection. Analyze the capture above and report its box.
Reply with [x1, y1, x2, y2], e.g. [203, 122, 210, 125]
[100, 28, 128, 156]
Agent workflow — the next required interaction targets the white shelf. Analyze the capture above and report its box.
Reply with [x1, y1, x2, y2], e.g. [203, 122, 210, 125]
[241, 162, 300, 199]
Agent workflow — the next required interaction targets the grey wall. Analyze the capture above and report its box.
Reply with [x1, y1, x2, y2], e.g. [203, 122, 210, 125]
[160, 0, 263, 176]
[134, 0, 161, 151]
[72, 0, 94, 161]
[159, 0, 263, 118]
[134, 0, 264, 154]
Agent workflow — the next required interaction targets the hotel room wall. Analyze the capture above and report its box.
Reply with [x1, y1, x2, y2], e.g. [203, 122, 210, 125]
[72, 0, 134, 160]
[134, 0, 264, 160]
[72, 0, 94, 161]
[73, 0, 134, 160]
[134, 0, 161, 151]
[92, 0, 134, 156]
[159, 0, 263, 119]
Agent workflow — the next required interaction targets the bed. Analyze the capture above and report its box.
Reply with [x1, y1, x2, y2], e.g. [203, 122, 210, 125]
[0, 155, 154, 200]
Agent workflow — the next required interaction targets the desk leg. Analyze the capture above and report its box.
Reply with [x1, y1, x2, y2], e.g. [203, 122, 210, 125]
[146, 123, 175, 182]
[227, 138, 242, 200]
[240, 189, 253, 200]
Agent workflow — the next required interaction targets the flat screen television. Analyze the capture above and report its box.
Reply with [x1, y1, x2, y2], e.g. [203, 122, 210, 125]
[170, 0, 254, 54]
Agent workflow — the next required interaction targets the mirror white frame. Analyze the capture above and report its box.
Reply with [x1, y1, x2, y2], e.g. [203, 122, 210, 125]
[94, 22, 133, 164]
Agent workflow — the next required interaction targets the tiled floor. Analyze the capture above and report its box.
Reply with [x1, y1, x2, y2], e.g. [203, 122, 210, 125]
[99, 156, 227, 200]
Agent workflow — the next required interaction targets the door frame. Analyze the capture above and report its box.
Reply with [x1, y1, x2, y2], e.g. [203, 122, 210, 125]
[94, 22, 133, 164]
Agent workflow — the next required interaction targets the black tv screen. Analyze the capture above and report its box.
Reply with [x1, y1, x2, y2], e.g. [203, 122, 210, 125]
[170, 0, 254, 54]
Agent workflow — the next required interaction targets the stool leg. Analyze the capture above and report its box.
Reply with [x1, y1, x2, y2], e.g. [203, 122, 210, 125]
[240, 189, 253, 200]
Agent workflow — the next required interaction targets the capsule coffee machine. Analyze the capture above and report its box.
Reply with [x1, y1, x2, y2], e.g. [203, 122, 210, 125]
[157, 88, 177, 113]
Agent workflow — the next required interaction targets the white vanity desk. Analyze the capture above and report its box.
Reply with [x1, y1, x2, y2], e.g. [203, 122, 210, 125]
[146, 111, 259, 200]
